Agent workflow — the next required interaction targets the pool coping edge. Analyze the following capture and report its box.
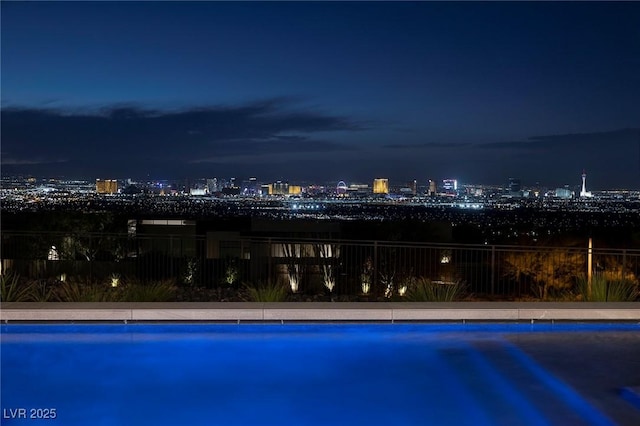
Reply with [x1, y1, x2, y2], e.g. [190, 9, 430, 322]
[1, 302, 639, 322]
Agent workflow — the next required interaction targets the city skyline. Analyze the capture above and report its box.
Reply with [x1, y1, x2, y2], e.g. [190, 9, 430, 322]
[0, 169, 624, 197]
[2, 2, 640, 189]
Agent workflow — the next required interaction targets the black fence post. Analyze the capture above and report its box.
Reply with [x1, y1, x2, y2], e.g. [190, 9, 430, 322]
[267, 238, 272, 284]
[373, 241, 378, 293]
[490, 245, 496, 295]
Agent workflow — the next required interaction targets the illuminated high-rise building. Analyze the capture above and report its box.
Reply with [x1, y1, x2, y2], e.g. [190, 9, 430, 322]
[409, 180, 417, 196]
[555, 188, 573, 199]
[96, 179, 118, 194]
[509, 178, 521, 194]
[207, 178, 218, 193]
[272, 181, 288, 195]
[580, 170, 592, 197]
[288, 185, 302, 195]
[442, 179, 457, 195]
[372, 178, 389, 194]
[261, 184, 273, 195]
[428, 179, 437, 196]
[241, 177, 260, 196]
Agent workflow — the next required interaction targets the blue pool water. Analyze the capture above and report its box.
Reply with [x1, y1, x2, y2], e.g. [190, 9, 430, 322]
[2, 323, 640, 425]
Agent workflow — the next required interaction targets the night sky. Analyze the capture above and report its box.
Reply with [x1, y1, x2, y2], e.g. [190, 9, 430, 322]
[2, 1, 639, 189]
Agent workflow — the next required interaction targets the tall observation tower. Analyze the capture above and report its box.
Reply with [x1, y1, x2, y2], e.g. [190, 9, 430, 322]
[580, 169, 592, 197]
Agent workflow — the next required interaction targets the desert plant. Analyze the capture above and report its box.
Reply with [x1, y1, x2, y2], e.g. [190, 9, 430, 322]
[503, 248, 584, 298]
[110, 273, 121, 288]
[531, 282, 574, 301]
[314, 243, 339, 293]
[0, 272, 34, 302]
[29, 280, 56, 302]
[119, 279, 176, 302]
[605, 279, 639, 301]
[594, 255, 638, 283]
[576, 274, 639, 302]
[243, 281, 289, 302]
[282, 243, 306, 293]
[183, 258, 199, 285]
[361, 257, 373, 295]
[531, 282, 546, 300]
[56, 278, 112, 302]
[380, 272, 395, 298]
[378, 248, 398, 298]
[579, 274, 607, 301]
[405, 277, 465, 302]
[224, 262, 239, 285]
[397, 276, 417, 297]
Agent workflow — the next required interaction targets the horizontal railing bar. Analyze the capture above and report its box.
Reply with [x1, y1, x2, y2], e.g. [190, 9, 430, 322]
[3, 231, 639, 254]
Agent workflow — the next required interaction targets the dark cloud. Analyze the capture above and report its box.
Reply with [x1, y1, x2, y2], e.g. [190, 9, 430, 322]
[477, 141, 543, 150]
[383, 142, 471, 149]
[1, 99, 362, 177]
[477, 128, 640, 150]
[1, 158, 67, 165]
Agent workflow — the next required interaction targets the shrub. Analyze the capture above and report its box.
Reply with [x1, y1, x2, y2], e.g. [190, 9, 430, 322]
[0, 272, 34, 302]
[576, 274, 639, 302]
[503, 248, 584, 298]
[405, 277, 465, 302]
[29, 280, 56, 302]
[531, 282, 574, 301]
[243, 281, 289, 302]
[56, 278, 113, 302]
[224, 262, 239, 285]
[119, 278, 176, 302]
[606, 279, 640, 302]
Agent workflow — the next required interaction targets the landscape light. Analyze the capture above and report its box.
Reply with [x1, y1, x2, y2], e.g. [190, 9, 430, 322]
[111, 274, 120, 288]
[47, 246, 59, 261]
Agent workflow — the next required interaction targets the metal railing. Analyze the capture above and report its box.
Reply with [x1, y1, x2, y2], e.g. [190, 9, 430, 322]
[1, 231, 639, 298]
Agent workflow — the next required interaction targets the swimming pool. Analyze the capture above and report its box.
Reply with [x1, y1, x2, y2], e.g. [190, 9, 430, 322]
[2, 323, 640, 425]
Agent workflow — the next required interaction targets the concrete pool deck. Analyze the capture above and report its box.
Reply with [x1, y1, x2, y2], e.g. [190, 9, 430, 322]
[1, 302, 639, 322]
